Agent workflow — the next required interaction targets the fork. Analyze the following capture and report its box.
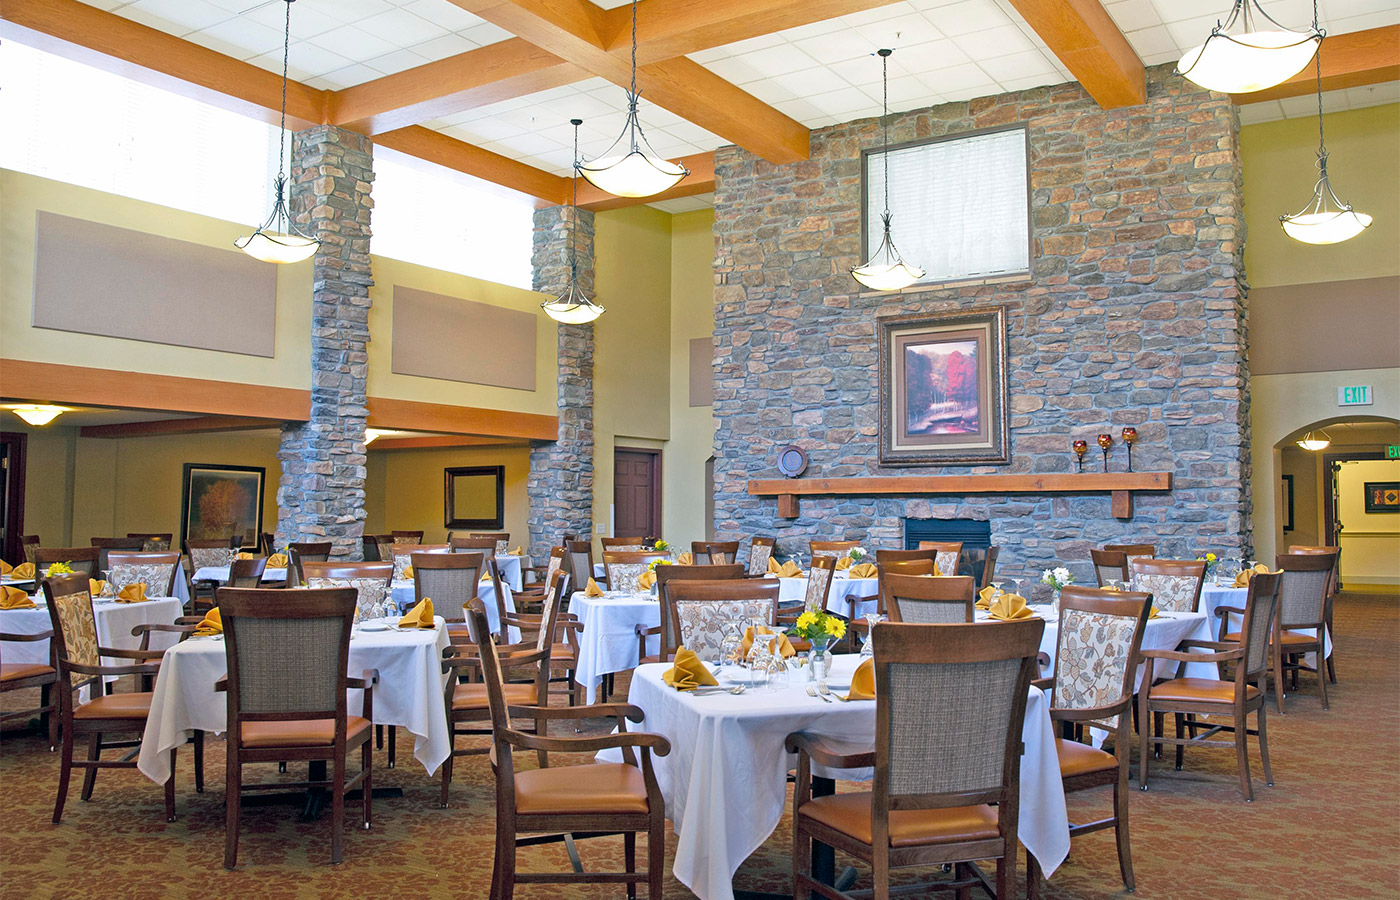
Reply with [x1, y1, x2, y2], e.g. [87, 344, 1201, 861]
[806, 685, 833, 703]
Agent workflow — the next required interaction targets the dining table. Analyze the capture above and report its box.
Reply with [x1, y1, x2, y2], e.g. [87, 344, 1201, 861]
[192, 566, 288, 586]
[602, 654, 1070, 900]
[0, 594, 184, 685]
[137, 618, 453, 783]
[1200, 583, 1332, 668]
[389, 578, 519, 641]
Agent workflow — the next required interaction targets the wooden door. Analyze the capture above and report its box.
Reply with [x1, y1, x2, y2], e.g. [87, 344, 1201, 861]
[614, 449, 661, 540]
[0, 433, 26, 565]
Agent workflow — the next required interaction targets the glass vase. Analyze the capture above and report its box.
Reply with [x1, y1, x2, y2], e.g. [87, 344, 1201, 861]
[807, 638, 832, 685]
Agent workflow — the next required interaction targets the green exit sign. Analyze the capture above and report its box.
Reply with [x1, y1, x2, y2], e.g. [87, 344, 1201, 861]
[1338, 385, 1373, 406]
[1389, 445, 1400, 459]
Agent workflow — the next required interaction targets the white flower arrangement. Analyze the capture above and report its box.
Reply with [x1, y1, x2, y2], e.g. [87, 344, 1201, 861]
[845, 547, 867, 562]
[1041, 567, 1074, 591]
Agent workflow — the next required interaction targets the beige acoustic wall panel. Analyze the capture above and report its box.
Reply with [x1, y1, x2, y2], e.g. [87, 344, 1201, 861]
[689, 336, 714, 407]
[32, 211, 277, 357]
[390, 286, 536, 392]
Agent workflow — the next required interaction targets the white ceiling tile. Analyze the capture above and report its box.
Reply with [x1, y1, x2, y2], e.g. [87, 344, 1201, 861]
[249, 41, 353, 79]
[457, 21, 514, 46]
[735, 45, 820, 78]
[297, 0, 396, 23]
[112, 6, 195, 36]
[311, 63, 385, 89]
[357, 7, 448, 45]
[929, 0, 1009, 36]
[954, 24, 1034, 60]
[715, 32, 788, 56]
[792, 31, 880, 65]
[1236, 101, 1282, 124]
[310, 24, 400, 60]
[1149, 0, 1232, 25]
[739, 79, 799, 105]
[773, 97, 828, 122]
[919, 61, 995, 92]
[893, 39, 972, 73]
[411, 32, 476, 61]
[809, 87, 880, 116]
[190, 12, 287, 56]
[998, 72, 1069, 92]
[777, 18, 849, 41]
[700, 56, 767, 85]
[241, 0, 342, 39]
[1277, 93, 1324, 117]
[978, 49, 1057, 81]
[123, 0, 233, 33]
[687, 47, 729, 64]
[1345, 81, 1400, 106]
[828, 55, 888, 87]
[402, 0, 485, 32]
[1327, 9, 1400, 32]
[445, 118, 527, 143]
[363, 47, 432, 76]
[1141, 49, 1183, 65]
[840, 3, 921, 28]
[853, 12, 946, 47]
[884, 73, 940, 107]
[1103, 0, 1163, 32]
[768, 66, 851, 96]
[1122, 25, 1179, 58]
[940, 83, 1000, 102]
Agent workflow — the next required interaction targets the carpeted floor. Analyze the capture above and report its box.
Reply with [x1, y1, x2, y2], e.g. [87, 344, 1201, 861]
[2, 592, 1397, 899]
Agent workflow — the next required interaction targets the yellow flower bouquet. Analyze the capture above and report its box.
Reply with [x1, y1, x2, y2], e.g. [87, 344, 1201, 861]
[790, 609, 846, 646]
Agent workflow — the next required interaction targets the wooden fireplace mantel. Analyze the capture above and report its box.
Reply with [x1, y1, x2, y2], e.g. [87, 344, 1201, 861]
[747, 472, 1173, 521]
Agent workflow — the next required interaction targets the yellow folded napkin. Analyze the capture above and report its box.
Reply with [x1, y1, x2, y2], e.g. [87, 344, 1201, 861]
[1233, 563, 1272, 588]
[988, 592, 1033, 621]
[0, 586, 35, 609]
[662, 647, 718, 691]
[835, 556, 853, 571]
[677, 551, 694, 566]
[115, 583, 148, 603]
[398, 598, 435, 629]
[89, 579, 109, 597]
[402, 565, 415, 580]
[847, 562, 877, 579]
[1101, 584, 1122, 592]
[11, 563, 35, 580]
[236, 552, 255, 560]
[767, 557, 782, 575]
[266, 553, 288, 568]
[744, 625, 796, 660]
[976, 585, 996, 610]
[508, 546, 524, 556]
[843, 658, 876, 701]
[637, 569, 656, 591]
[1148, 606, 1161, 619]
[193, 607, 222, 636]
[0, 559, 11, 576]
[584, 578, 605, 598]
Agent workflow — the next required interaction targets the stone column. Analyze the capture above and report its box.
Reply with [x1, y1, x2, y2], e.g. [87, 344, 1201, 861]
[526, 204, 596, 559]
[274, 125, 374, 559]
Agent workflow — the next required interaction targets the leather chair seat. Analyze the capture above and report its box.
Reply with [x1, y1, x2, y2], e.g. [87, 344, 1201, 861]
[453, 682, 536, 711]
[798, 792, 1000, 848]
[1222, 629, 1316, 646]
[73, 692, 155, 719]
[1055, 738, 1118, 778]
[515, 762, 650, 816]
[240, 716, 371, 748]
[1148, 677, 1259, 704]
[0, 662, 55, 683]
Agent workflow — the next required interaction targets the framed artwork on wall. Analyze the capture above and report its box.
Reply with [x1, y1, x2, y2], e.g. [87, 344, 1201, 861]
[1363, 481, 1400, 514]
[444, 466, 505, 529]
[1281, 474, 1295, 532]
[180, 464, 264, 548]
[877, 306, 1010, 466]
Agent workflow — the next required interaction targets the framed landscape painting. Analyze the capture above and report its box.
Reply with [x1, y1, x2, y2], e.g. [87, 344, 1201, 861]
[878, 306, 1010, 466]
[180, 464, 265, 547]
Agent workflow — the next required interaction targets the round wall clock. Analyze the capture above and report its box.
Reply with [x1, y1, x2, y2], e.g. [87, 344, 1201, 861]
[776, 444, 808, 478]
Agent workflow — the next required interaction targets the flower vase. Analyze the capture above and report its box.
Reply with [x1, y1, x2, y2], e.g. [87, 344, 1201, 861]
[807, 638, 833, 685]
[1050, 589, 1060, 616]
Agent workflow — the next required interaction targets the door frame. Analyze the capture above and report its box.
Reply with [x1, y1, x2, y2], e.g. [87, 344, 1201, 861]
[614, 447, 662, 540]
[0, 432, 27, 565]
[1322, 449, 1387, 590]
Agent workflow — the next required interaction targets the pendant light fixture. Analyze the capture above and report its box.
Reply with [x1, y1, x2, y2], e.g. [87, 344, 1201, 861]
[851, 49, 924, 293]
[8, 405, 66, 427]
[541, 119, 606, 325]
[235, 0, 318, 264]
[577, 0, 688, 198]
[1280, 42, 1373, 245]
[1296, 429, 1331, 451]
[1177, 0, 1322, 94]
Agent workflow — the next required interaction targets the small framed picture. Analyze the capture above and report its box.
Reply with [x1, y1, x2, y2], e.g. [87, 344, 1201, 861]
[1363, 481, 1400, 514]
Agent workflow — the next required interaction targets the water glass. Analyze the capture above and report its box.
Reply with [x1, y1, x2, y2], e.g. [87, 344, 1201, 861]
[859, 613, 884, 660]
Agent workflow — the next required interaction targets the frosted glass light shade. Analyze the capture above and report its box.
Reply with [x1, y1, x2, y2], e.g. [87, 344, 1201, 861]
[1178, 29, 1318, 93]
[1296, 431, 1331, 451]
[541, 285, 605, 324]
[1281, 209, 1372, 244]
[850, 262, 924, 292]
[10, 405, 65, 426]
[235, 229, 318, 264]
[578, 151, 687, 198]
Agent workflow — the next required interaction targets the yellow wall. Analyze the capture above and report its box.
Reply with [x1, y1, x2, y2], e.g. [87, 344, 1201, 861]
[1279, 447, 1322, 549]
[591, 205, 673, 537]
[1242, 104, 1400, 288]
[1336, 458, 1400, 584]
[663, 209, 718, 547]
[364, 443, 531, 544]
[0, 170, 312, 390]
[367, 255, 558, 416]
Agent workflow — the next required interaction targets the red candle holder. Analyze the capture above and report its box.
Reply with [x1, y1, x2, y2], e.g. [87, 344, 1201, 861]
[1072, 440, 1088, 473]
[1097, 433, 1113, 472]
[1121, 427, 1138, 472]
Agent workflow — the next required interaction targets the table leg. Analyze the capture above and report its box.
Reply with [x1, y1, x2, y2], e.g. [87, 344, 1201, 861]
[734, 776, 850, 900]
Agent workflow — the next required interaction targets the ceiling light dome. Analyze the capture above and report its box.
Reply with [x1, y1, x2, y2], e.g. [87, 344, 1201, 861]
[10, 405, 66, 426]
[1296, 430, 1331, 451]
[1177, 1, 1321, 94]
[542, 119, 606, 325]
[851, 49, 924, 292]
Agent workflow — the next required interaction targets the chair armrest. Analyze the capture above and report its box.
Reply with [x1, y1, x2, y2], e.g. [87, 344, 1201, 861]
[97, 646, 166, 661]
[131, 623, 197, 637]
[63, 660, 161, 678]
[1049, 698, 1132, 723]
[784, 732, 876, 769]
[0, 630, 53, 642]
[502, 728, 671, 757]
[1031, 676, 1054, 691]
[635, 624, 660, 637]
[1139, 646, 1243, 664]
[214, 676, 228, 693]
[346, 668, 380, 690]
[1213, 605, 1246, 617]
[507, 702, 644, 724]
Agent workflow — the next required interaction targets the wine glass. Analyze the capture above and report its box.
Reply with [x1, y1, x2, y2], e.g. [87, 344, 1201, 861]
[859, 613, 885, 660]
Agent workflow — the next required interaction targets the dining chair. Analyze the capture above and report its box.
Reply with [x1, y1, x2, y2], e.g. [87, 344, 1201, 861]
[640, 564, 746, 665]
[502, 573, 584, 705]
[258, 532, 275, 557]
[1127, 558, 1206, 613]
[554, 532, 579, 586]
[413, 551, 485, 639]
[1027, 586, 1151, 899]
[391, 543, 449, 581]
[566, 540, 600, 589]
[745, 536, 777, 576]
[301, 562, 393, 621]
[21, 534, 42, 565]
[1286, 544, 1342, 684]
[1090, 549, 1130, 587]
[516, 546, 565, 611]
[1219, 552, 1335, 712]
[361, 534, 394, 562]
[786, 618, 1045, 900]
[0, 627, 59, 749]
[186, 537, 241, 610]
[438, 584, 564, 808]
[127, 533, 173, 552]
[227, 557, 270, 588]
[390, 530, 425, 545]
[1138, 572, 1281, 801]
[776, 556, 839, 650]
[809, 540, 860, 559]
[602, 551, 670, 594]
[873, 548, 938, 566]
[42, 572, 176, 823]
[89, 537, 146, 575]
[958, 546, 1000, 592]
[881, 572, 976, 624]
[464, 598, 670, 899]
[914, 541, 963, 577]
[668, 578, 780, 661]
[1104, 543, 1155, 564]
[217, 587, 374, 867]
[287, 541, 333, 587]
[695, 541, 739, 565]
[469, 532, 510, 554]
[601, 536, 652, 553]
[106, 551, 182, 597]
[34, 547, 102, 579]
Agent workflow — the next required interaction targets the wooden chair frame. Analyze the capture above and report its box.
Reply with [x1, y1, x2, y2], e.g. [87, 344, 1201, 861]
[1286, 545, 1341, 684]
[34, 547, 102, 579]
[692, 541, 740, 565]
[1090, 549, 1130, 587]
[600, 536, 651, 552]
[1104, 543, 1155, 562]
[809, 540, 860, 559]
[0, 628, 59, 749]
[638, 565, 746, 664]
[106, 551, 182, 597]
[390, 531, 425, 544]
[89, 537, 146, 574]
[566, 541, 599, 589]
[287, 542, 333, 587]
[1127, 558, 1207, 613]
[915, 541, 964, 575]
[880, 573, 976, 624]
[127, 532, 173, 552]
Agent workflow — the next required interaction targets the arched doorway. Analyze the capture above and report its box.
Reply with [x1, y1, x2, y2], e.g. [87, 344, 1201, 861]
[1275, 416, 1400, 590]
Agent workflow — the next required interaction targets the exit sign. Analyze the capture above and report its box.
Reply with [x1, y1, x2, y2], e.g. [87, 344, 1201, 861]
[1338, 385, 1373, 406]
[1388, 445, 1400, 460]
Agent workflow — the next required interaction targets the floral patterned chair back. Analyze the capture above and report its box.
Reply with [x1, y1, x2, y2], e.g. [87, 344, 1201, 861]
[601, 537, 651, 553]
[1052, 587, 1151, 730]
[132, 535, 172, 553]
[1128, 558, 1206, 614]
[392, 544, 449, 581]
[185, 540, 238, 572]
[804, 555, 838, 614]
[301, 562, 392, 620]
[914, 541, 964, 577]
[809, 540, 859, 560]
[41, 574, 101, 682]
[746, 537, 776, 576]
[668, 579, 780, 661]
[106, 552, 181, 596]
[602, 551, 669, 593]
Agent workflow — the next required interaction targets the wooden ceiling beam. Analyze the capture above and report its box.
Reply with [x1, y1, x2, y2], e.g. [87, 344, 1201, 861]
[0, 0, 329, 127]
[375, 125, 570, 206]
[370, 435, 526, 450]
[1004, 0, 1145, 109]
[1231, 26, 1400, 104]
[619, 0, 904, 63]
[79, 416, 281, 439]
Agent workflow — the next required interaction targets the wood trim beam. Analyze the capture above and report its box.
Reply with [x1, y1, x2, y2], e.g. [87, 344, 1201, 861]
[367, 397, 557, 441]
[370, 435, 526, 451]
[1231, 26, 1400, 104]
[0, 0, 329, 127]
[1004, 0, 1145, 109]
[375, 126, 570, 206]
[79, 416, 280, 439]
[0, 361, 312, 420]
[576, 152, 715, 211]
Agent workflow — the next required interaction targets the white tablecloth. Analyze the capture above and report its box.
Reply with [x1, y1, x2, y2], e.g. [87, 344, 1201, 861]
[138, 619, 452, 783]
[778, 575, 880, 618]
[390, 579, 518, 641]
[572, 590, 659, 704]
[605, 655, 1069, 900]
[0, 597, 184, 680]
[1200, 584, 1332, 668]
[192, 566, 288, 585]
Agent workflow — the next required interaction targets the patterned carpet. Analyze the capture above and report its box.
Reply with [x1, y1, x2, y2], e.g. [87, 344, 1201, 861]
[2, 592, 1397, 899]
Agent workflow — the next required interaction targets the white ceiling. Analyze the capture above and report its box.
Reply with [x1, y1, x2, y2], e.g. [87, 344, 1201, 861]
[77, 0, 1400, 184]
